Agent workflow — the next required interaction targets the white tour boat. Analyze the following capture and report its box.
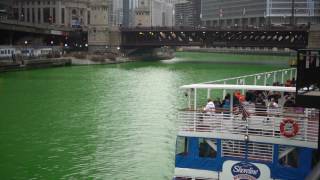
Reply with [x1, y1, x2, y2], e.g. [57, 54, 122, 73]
[174, 68, 319, 180]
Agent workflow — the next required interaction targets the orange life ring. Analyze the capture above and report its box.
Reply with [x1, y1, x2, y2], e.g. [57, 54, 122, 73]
[280, 118, 299, 138]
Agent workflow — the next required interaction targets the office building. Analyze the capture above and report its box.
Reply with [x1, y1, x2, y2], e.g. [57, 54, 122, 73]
[135, 0, 174, 27]
[108, 0, 138, 27]
[174, 0, 201, 26]
[12, 0, 108, 28]
[201, 0, 320, 27]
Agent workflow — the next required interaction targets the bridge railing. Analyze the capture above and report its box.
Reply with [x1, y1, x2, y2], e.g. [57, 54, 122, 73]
[120, 25, 309, 32]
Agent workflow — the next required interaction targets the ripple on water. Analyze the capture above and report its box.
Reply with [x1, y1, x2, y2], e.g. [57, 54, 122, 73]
[0, 54, 287, 179]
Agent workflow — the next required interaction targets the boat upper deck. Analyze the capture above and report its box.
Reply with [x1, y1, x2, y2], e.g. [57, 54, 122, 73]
[177, 68, 319, 149]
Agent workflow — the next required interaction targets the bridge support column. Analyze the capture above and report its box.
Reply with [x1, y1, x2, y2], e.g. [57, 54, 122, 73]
[308, 25, 320, 49]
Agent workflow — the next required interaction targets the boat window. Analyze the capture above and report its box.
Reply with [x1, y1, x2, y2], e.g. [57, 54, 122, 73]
[176, 136, 188, 156]
[311, 149, 320, 168]
[198, 138, 217, 158]
[278, 145, 299, 168]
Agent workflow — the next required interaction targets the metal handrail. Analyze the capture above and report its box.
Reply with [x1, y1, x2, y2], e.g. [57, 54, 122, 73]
[203, 68, 296, 86]
[177, 109, 319, 147]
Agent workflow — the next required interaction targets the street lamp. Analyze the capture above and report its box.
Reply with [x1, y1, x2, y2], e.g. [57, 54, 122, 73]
[20, 13, 24, 22]
[24, 40, 28, 46]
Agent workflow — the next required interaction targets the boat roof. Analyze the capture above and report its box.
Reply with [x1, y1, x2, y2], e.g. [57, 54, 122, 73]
[180, 84, 296, 92]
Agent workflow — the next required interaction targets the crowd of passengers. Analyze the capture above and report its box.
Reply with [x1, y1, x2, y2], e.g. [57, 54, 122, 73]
[203, 79, 299, 115]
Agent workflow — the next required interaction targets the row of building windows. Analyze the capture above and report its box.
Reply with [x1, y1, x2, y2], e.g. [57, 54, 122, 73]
[14, 0, 56, 6]
[136, 11, 150, 16]
[202, 0, 319, 20]
[13, 8, 93, 26]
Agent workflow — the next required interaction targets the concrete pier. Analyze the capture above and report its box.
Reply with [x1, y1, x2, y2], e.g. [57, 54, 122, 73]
[0, 59, 71, 72]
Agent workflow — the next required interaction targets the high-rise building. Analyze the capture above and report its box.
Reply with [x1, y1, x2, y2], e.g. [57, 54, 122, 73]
[201, 0, 320, 27]
[123, 0, 130, 27]
[108, 0, 123, 26]
[174, 0, 201, 26]
[108, 0, 138, 27]
[135, 0, 174, 27]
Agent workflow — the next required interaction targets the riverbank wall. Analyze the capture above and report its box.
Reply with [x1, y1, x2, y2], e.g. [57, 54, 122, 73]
[0, 59, 71, 72]
[0, 57, 136, 72]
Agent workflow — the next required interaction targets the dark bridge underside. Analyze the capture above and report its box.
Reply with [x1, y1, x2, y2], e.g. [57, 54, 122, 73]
[121, 27, 309, 50]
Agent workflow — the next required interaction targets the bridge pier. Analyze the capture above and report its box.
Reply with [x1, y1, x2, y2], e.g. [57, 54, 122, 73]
[308, 25, 320, 49]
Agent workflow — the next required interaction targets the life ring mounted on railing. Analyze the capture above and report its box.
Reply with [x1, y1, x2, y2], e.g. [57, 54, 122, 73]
[280, 118, 299, 138]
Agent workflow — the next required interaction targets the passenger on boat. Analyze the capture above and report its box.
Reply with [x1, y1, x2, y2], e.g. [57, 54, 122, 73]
[203, 98, 215, 113]
[213, 98, 222, 108]
[267, 97, 280, 115]
[255, 98, 267, 116]
[221, 94, 231, 108]
[242, 95, 255, 114]
[268, 98, 279, 108]
[284, 95, 295, 107]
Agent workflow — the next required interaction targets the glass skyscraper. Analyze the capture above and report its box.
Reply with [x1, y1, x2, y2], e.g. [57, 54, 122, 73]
[201, 0, 320, 27]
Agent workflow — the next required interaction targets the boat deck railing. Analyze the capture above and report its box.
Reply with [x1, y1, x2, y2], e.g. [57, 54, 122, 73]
[177, 108, 318, 148]
[204, 68, 296, 86]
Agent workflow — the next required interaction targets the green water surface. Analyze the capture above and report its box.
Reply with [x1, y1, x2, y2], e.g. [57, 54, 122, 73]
[0, 52, 288, 179]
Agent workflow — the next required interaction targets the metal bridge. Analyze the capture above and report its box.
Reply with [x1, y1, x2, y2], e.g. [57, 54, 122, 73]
[120, 26, 309, 49]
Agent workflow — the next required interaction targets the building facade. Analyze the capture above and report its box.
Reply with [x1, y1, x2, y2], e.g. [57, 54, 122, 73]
[201, 0, 320, 27]
[11, 0, 109, 50]
[0, 1, 11, 20]
[12, 0, 108, 28]
[174, 0, 201, 27]
[108, 0, 138, 27]
[135, 0, 174, 27]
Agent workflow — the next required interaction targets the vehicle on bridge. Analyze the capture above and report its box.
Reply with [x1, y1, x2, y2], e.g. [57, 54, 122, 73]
[174, 69, 318, 180]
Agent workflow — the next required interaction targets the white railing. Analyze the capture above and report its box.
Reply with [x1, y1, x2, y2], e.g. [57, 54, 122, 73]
[204, 68, 296, 86]
[177, 108, 318, 148]
[222, 140, 273, 162]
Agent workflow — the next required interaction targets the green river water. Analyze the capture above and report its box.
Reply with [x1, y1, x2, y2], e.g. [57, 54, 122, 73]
[0, 52, 290, 179]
